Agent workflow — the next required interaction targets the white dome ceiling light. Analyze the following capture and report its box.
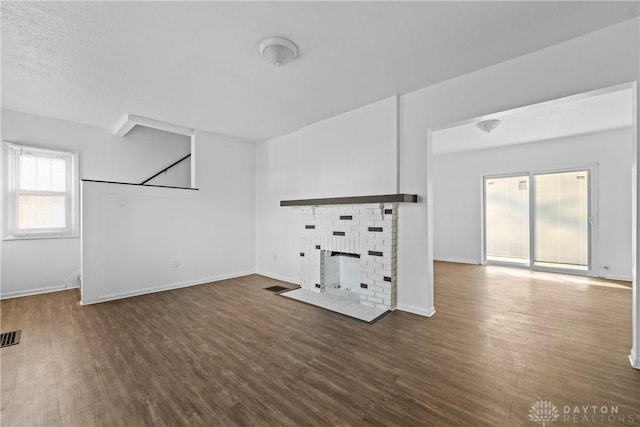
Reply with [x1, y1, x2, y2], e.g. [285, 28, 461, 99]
[476, 119, 502, 133]
[259, 36, 298, 67]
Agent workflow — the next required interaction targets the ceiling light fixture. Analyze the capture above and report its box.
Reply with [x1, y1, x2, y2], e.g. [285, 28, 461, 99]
[259, 36, 298, 67]
[476, 119, 502, 133]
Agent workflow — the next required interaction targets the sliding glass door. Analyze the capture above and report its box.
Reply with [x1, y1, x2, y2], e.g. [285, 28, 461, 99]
[534, 170, 590, 271]
[485, 175, 530, 265]
[484, 168, 594, 274]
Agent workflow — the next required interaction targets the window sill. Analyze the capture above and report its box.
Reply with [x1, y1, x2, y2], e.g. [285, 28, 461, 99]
[3, 233, 79, 242]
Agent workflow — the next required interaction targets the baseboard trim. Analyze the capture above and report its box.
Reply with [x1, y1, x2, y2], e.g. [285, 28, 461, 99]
[603, 274, 633, 282]
[254, 270, 300, 286]
[1, 284, 81, 300]
[397, 303, 436, 317]
[630, 349, 640, 369]
[433, 257, 480, 265]
[80, 270, 256, 305]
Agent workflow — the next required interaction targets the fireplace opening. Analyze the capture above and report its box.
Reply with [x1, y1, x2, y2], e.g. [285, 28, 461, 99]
[322, 250, 361, 300]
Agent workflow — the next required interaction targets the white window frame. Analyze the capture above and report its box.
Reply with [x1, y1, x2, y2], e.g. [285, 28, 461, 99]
[3, 142, 79, 240]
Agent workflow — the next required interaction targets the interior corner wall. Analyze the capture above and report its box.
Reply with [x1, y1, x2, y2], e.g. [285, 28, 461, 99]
[433, 128, 633, 280]
[0, 110, 249, 298]
[255, 96, 398, 284]
[81, 130, 256, 304]
[398, 17, 638, 316]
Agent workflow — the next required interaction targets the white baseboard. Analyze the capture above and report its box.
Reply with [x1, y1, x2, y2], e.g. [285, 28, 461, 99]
[630, 349, 640, 369]
[396, 303, 436, 317]
[433, 257, 480, 265]
[1, 284, 80, 300]
[80, 270, 256, 305]
[602, 274, 633, 282]
[254, 270, 300, 286]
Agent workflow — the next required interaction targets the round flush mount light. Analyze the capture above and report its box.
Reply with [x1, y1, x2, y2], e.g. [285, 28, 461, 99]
[259, 36, 298, 67]
[476, 119, 502, 133]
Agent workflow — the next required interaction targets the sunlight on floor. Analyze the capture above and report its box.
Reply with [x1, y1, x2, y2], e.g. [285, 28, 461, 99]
[484, 265, 631, 290]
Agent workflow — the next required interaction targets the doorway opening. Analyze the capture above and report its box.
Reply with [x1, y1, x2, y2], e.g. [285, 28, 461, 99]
[428, 81, 637, 368]
[431, 84, 633, 281]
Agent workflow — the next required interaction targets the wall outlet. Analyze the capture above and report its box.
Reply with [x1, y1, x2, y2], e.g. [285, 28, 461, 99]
[172, 258, 179, 268]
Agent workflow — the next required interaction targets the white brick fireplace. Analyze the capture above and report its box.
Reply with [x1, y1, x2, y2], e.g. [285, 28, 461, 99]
[299, 203, 397, 311]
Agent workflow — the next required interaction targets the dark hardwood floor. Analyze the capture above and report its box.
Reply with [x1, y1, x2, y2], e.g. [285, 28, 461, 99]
[1, 262, 638, 426]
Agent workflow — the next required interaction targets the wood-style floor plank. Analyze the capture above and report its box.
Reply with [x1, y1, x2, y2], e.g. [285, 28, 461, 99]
[1, 263, 639, 426]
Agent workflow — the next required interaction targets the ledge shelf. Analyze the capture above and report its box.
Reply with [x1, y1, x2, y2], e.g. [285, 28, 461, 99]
[280, 194, 418, 207]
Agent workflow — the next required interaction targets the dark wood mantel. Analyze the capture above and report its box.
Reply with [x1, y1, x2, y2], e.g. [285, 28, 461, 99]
[280, 194, 418, 207]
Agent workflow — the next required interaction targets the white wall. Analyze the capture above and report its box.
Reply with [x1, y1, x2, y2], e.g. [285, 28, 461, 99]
[3, 15, 639, 367]
[433, 128, 632, 279]
[2, 109, 194, 298]
[254, 18, 639, 320]
[81, 129, 256, 303]
[398, 18, 639, 317]
[255, 96, 397, 283]
[2, 110, 191, 184]
[145, 156, 191, 188]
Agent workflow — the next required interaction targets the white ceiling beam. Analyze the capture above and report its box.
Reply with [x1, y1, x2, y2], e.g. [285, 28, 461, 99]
[112, 115, 137, 137]
[113, 114, 195, 137]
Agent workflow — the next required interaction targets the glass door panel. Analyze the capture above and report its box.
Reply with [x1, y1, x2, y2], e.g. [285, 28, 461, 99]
[533, 170, 589, 271]
[485, 175, 530, 265]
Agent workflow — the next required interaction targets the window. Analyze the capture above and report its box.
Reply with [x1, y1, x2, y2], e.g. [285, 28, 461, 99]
[4, 143, 78, 239]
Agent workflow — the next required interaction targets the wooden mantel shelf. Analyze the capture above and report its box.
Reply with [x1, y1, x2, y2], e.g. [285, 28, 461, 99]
[280, 194, 418, 207]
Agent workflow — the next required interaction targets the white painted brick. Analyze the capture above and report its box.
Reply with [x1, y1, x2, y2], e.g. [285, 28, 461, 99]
[378, 294, 391, 303]
[374, 243, 391, 252]
[361, 300, 375, 307]
[367, 295, 383, 304]
[374, 258, 391, 266]
[360, 289, 374, 297]
[360, 277, 373, 286]
[299, 204, 400, 310]
[374, 268, 392, 277]
[374, 277, 391, 286]
[378, 286, 392, 295]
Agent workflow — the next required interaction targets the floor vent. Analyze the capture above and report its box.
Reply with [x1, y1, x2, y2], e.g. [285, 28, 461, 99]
[264, 285, 289, 293]
[1, 330, 21, 348]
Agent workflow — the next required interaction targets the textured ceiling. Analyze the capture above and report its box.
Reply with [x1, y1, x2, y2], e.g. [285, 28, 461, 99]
[433, 88, 633, 155]
[2, 2, 638, 142]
